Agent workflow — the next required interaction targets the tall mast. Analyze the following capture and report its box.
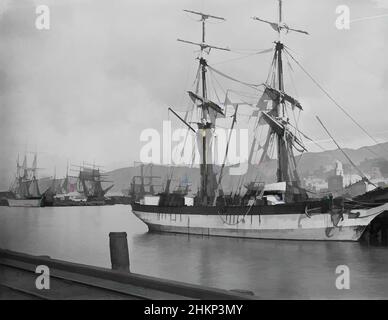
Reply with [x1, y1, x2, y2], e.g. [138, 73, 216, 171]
[200, 14, 207, 100]
[277, 0, 282, 45]
[178, 9, 229, 205]
[199, 14, 209, 206]
[275, 0, 287, 182]
[253, 0, 309, 187]
[16, 154, 20, 178]
[277, 0, 283, 93]
[63, 160, 69, 193]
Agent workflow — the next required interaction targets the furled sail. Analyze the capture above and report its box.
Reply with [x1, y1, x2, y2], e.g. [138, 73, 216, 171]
[261, 112, 306, 152]
[256, 88, 273, 111]
[252, 88, 275, 117]
[262, 84, 303, 110]
[188, 91, 225, 116]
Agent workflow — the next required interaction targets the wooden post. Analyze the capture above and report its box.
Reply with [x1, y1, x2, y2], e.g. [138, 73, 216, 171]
[109, 232, 130, 272]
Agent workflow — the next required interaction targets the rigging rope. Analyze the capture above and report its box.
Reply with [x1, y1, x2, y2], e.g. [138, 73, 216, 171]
[316, 115, 377, 188]
[284, 52, 303, 144]
[227, 89, 259, 99]
[209, 69, 261, 108]
[168, 64, 201, 187]
[284, 48, 387, 159]
[266, 51, 277, 85]
[208, 69, 223, 104]
[207, 65, 263, 91]
[213, 48, 273, 66]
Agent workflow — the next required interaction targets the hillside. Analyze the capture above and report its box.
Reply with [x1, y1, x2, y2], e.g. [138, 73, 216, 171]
[104, 142, 388, 194]
[5, 142, 387, 195]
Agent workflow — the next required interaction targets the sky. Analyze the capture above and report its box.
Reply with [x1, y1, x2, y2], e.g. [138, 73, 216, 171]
[0, 0, 387, 189]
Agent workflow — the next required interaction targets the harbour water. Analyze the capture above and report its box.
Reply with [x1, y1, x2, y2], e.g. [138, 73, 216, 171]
[0, 205, 387, 299]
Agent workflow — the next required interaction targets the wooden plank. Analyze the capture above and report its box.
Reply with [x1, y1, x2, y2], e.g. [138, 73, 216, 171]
[0, 249, 256, 300]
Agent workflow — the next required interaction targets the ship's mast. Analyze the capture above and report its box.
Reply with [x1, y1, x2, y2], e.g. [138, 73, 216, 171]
[275, 0, 287, 182]
[62, 160, 69, 194]
[253, 0, 309, 194]
[178, 9, 229, 205]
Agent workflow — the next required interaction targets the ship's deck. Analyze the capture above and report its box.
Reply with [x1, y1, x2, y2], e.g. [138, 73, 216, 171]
[131, 200, 324, 215]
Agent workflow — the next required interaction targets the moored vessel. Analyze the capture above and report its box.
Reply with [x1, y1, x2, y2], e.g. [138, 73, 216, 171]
[7, 153, 43, 207]
[132, 3, 388, 241]
[7, 198, 42, 207]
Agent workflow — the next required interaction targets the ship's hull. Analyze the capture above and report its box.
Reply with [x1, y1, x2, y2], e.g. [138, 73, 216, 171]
[7, 198, 42, 207]
[131, 202, 388, 241]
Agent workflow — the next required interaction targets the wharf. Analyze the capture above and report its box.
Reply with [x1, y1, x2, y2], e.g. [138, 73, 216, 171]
[0, 249, 256, 300]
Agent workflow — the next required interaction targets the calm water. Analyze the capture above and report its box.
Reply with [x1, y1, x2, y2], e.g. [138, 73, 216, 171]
[0, 205, 387, 299]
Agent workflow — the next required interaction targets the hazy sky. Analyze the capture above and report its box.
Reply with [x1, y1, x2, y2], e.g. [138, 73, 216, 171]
[0, 0, 387, 188]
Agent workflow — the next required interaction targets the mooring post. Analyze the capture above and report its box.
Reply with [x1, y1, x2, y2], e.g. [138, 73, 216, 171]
[109, 232, 130, 272]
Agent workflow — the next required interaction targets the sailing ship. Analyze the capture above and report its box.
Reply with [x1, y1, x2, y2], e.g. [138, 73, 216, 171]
[47, 163, 85, 206]
[8, 153, 43, 207]
[43, 162, 114, 206]
[132, 3, 388, 241]
[127, 162, 162, 202]
[75, 164, 114, 205]
[41, 165, 72, 206]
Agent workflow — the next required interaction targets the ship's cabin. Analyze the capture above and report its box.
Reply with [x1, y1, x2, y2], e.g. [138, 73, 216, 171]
[262, 182, 286, 205]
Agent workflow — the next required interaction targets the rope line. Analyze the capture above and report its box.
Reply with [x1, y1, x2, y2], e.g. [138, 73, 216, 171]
[284, 48, 387, 159]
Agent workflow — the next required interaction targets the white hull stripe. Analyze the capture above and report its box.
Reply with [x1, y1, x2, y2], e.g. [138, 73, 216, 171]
[7, 199, 42, 207]
[132, 203, 388, 241]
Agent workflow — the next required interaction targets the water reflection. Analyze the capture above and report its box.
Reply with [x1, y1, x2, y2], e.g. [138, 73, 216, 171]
[0, 205, 387, 299]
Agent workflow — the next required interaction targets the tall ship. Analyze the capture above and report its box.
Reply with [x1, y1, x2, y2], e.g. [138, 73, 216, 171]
[41, 165, 76, 206]
[8, 153, 43, 207]
[127, 162, 162, 203]
[75, 164, 114, 205]
[42, 162, 114, 206]
[132, 3, 388, 241]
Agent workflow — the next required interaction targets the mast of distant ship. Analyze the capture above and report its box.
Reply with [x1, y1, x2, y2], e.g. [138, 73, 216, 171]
[178, 10, 229, 205]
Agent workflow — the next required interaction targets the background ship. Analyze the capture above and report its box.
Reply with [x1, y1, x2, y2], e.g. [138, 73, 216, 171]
[132, 3, 388, 241]
[125, 162, 162, 203]
[47, 163, 114, 206]
[7, 153, 43, 207]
